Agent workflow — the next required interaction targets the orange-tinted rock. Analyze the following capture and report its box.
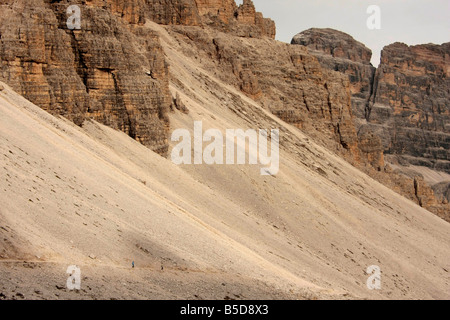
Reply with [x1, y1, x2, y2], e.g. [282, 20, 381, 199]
[197, 0, 275, 38]
[291, 28, 378, 165]
[292, 29, 450, 175]
[236, 0, 256, 25]
[291, 28, 450, 220]
[292, 28, 372, 64]
[147, 0, 201, 26]
[0, 0, 274, 157]
[414, 176, 436, 208]
[145, 0, 275, 38]
[0, 0, 171, 155]
[358, 127, 384, 170]
[292, 28, 376, 122]
[195, 0, 237, 23]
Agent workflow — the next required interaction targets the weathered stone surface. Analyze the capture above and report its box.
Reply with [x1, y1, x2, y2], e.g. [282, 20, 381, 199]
[291, 28, 372, 64]
[291, 28, 450, 219]
[172, 92, 189, 113]
[0, 0, 89, 125]
[195, 0, 237, 22]
[294, 32, 450, 174]
[358, 126, 384, 170]
[298, 32, 450, 174]
[0, 0, 171, 155]
[236, 0, 256, 25]
[412, 176, 449, 222]
[169, 26, 360, 161]
[146, 0, 201, 26]
[292, 28, 376, 121]
[292, 28, 379, 164]
[414, 176, 436, 208]
[372, 42, 450, 173]
[145, 0, 275, 38]
[292, 29, 450, 172]
[85, 0, 147, 25]
[432, 181, 450, 204]
[0, 0, 274, 156]
[196, 0, 275, 38]
[0, 0, 275, 157]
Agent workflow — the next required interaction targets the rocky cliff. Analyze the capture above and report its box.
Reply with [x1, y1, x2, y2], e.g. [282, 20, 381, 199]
[169, 26, 360, 161]
[192, 0, 275, 38]
[0, 0, 172, 154]
[292, 29, 450, 175]
[291, 28, 449, 219]
[373, 42, 450, 173]
[292, 28, 381, 168]
[0, 0, 274, 156]
[0, 1, 448, 221]
[0, 0, 354, 160]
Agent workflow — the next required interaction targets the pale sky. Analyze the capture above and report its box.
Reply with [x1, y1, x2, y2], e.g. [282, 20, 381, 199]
[237, 0, 450, 66]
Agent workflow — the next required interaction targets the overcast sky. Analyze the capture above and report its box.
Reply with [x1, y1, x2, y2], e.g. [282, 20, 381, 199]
[238, 0, 450, 66]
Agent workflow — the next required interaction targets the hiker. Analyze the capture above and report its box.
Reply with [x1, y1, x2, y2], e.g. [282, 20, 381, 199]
[132, 261, 135, 268]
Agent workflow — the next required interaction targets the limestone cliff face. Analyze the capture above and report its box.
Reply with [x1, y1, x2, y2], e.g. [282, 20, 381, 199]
[432, 181, 450, 205]
[291, 28, 376, 120]
[291, 28, 372, 63]
[0, 0, 90, 126]
[147, 0, 275, 38]
[195, 0, 237, 21]
[0, 0, 171, 155]
[147, 0, 202, 26]
[293, 29, 450, 175]
[1, 1, 447, 220]
[291, 28, 450, 217]
[194, 0, 275, 38]
[169, 26, 360, 161]
[291, 28, 381, 167]
[0, 0, 273, 156]
[372, 42, 450, 173]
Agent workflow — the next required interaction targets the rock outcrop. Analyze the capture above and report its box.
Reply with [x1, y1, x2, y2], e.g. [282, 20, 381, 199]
[292, 29, 450, 175]
[195, 0, 275, 38]
[147, 0, 202, 26]
[291, 28, 450, 218]
[169, 26, 360, 160]
[0, 0, 171, 155]
[372, 42, 450, 173]
[0, 1, 447, 222]
[413, 176, 449, 221]
[291, 28, 376, 122]
[291, 28, 381, 166]
[357, 126, 384, 170]
[0, 0, 274, 156]
[432, 181, 450, 204]
[147, 0, 275, 38]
